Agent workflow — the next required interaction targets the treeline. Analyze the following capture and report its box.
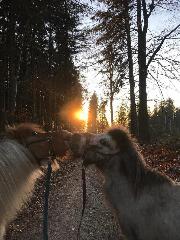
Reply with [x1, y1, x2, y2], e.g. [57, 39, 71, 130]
[0, 0, 85, 130]
[150, 99, 180, 140]
[87, 93, 180, 140]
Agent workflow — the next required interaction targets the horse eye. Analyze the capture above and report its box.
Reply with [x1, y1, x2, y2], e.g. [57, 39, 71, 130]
[32, 131, 38, 136]
[100, 139, 109, 147]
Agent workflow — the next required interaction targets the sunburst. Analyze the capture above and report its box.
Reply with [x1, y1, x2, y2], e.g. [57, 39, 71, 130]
[74, 109, 88, 122]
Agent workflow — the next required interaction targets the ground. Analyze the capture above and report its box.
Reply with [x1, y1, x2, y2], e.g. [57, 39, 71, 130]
[6, 144, 180, 240]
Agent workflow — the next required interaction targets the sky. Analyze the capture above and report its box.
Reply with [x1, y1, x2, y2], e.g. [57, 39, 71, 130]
[79, 1, 180, 120]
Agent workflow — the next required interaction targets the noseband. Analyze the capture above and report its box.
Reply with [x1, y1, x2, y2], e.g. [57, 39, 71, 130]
[24, 134, 56, 162]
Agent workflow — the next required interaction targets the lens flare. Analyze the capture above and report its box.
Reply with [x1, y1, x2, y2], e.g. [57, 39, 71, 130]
[74, 110, 88, 121]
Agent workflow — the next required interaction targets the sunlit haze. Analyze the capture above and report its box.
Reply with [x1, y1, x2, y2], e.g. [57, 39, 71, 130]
[74, 109, 88, 122]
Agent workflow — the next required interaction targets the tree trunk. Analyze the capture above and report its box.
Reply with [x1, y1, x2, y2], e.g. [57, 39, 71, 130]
[0, 61, 6, 130]
[6, 4, 17, 124]
[137, 0, 150, 143]
[110, 72, 114, 125]
[0, 23, 7, 130]
[123, 0, 138, 136]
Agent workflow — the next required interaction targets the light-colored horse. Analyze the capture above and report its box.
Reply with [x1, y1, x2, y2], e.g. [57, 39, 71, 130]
[0, 123, 71, 239]
[70, 128, 180, 240]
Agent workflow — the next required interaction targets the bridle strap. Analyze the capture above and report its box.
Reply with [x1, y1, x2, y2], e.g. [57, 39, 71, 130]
[43, 161, 52, 240]
[25, 136, 56, 162]
[77, 165, 86, 240]
[25, 138, 49, 147]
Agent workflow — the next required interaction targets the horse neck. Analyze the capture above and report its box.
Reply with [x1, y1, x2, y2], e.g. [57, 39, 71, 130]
[103, 148, 146, 200]
[103, 157, 135, 199]
[0, 140, 39, 176]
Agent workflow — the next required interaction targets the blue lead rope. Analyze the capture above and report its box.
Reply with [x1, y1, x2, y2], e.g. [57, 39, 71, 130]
[77, 165, 87, 240]
[43, 161, 52, 240]
[42, 160, 87, 240]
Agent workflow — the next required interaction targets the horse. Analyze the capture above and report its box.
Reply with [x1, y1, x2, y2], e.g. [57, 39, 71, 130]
[0, 123, 71, 239]
[70, 128, 180, 240]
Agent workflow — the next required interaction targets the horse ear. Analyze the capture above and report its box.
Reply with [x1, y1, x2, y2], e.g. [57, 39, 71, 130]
[5, 125, 17, 138]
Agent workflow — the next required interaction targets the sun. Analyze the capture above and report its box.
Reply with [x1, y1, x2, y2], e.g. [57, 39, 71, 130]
[74, 109, 88, 121]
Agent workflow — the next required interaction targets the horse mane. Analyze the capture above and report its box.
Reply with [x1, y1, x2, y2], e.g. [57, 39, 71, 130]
[108, 127, 172, 195]
[5, 123, 45, 142]
[0, 126, 43, 236]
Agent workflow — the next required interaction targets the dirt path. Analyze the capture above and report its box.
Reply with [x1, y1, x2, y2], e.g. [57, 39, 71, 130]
[6, 144, 180, 240]
[6, 158, 122, 240]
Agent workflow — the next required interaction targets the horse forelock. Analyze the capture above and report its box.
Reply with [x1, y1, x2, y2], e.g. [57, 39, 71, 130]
[5, 123, 45, 141]
[107, 127, 138, 152]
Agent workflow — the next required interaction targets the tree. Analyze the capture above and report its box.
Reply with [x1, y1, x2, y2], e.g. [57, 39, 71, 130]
[97, 100, 109, 133]
[122, 0, 138, 136]
[0, 0, 86, 130]
[136, 0, 180, 142]
[92, 1, 127, 126]
[91, 0, 138, 135]
[174, 108, 180, 133]
[116, 102, 129, 128]
[87, 92, 98, 133]
[150, 98, 179, 139]
[91, 0, 180, 142]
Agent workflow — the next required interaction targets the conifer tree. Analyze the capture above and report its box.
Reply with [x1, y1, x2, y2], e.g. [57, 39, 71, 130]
[97, 100, 109, 133]
[87, 93, 98, 133]
[0, 0, 86, 130]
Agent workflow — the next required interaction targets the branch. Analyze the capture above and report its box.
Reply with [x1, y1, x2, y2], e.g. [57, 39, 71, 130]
[147, 24, 180, 68]
[147, 0, 164, 17]
[148, 0, 155, 17]
[148, 71, 165, 100]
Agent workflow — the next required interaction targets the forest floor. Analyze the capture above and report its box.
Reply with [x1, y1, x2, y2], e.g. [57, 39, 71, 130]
[6, 143, 180, 240]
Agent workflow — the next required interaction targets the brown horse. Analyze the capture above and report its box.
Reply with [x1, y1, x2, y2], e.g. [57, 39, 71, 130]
[0, 123, 71, 239]
[70, 128, 180, 240]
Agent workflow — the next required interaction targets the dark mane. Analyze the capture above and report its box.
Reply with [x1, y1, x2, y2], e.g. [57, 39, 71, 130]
[107, 127, 172, 195]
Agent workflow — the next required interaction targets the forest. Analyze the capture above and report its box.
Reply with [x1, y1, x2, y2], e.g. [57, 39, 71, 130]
[1, 1, 180, 239]
[0, 0, 180, 141]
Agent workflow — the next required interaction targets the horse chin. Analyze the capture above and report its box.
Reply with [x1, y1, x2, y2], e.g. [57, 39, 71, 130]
[83, 150, 104, 168]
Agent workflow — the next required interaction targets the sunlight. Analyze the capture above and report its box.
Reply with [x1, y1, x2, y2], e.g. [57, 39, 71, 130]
[74, 109, 88, 122]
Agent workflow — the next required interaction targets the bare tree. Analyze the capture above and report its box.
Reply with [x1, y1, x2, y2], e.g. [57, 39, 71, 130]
[136, 0, 180, 142]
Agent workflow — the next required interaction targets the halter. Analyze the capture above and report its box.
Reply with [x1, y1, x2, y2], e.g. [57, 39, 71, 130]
[25, 134, 56, 162]
[24, 133, 57, 240]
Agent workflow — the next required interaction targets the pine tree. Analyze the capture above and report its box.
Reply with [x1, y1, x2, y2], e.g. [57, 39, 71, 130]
[116, 102, 129, 128]
[97, 100, 109, 133]
[92, 0, 137, 134]
[0, 0, 86, 130]
[87, 93, 98, 133]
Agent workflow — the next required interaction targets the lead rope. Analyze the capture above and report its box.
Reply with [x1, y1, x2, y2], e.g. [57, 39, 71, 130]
[43, 160, 52, 240]
[77, 164, 87, 240]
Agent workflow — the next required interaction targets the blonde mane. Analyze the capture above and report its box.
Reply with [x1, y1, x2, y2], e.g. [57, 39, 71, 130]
[0, 124, 44, 239]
